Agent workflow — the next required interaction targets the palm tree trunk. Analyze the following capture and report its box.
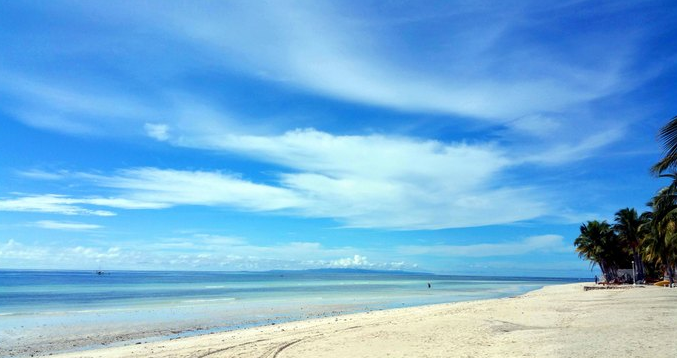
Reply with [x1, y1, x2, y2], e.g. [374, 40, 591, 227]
[632, 248, 644, 282]
[610, 267, 618, 282]
[601, 261, 614, 282]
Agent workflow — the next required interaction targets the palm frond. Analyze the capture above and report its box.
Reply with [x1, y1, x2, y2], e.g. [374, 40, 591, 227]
[652, 115, 677, 174]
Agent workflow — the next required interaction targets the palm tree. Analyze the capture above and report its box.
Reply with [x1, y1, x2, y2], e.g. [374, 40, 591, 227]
[644, 182, 677, 285]
[575, 220, 624, 282]
[639, 211, 663, 280]
[652, 115, 677, 174]
[613, 208, 648, 282]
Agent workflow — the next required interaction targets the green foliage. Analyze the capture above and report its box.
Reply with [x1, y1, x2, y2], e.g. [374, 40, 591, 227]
[642, 183, 677, 283]
[574, 115, 677, 283]
[574, 220, 629, 282]
[652, 115, 677, 174]
[613, 208, 648, 281]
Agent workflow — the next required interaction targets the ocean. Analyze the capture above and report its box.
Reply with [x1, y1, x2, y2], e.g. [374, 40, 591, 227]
[0, 269, 582, 356]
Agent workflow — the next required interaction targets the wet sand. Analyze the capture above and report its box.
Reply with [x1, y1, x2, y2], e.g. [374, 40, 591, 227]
[41, 283, 677, 358]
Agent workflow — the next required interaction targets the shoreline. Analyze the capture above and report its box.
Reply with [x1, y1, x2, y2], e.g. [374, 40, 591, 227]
[38, 282, 677, 357]
[1, 301, 367, 358]
[3, 278, 559, 358]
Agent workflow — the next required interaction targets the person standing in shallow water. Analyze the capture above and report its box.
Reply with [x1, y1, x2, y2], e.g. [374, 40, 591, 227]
[427, 282, 431, 289]
[594, 275, 598, 284]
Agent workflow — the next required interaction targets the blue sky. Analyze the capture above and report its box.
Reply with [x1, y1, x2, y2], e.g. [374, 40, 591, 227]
[0, 1, 676, 276]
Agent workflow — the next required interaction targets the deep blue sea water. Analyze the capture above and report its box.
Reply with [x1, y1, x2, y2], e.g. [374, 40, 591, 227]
[0, 269, 583, 356]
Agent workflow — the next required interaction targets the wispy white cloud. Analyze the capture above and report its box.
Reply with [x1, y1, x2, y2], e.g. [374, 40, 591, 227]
[0, 192, 180, 216]
[164, 128, 548, 229]
[522, 128, 627, 165]
[0, 194, 116, 216]
[170, 129, 546, 229]
[6, 125, 551, 229]
[0, 73, 156, 135]
[32, 220, 102, 231]
[141, 1, 641, 119]
[2, 1, 655, 131]
[0, 0, 641, 178]
[144, 123, 170, 141]
[0, 1, 659, 234]
[398, 235, 570, 257]
[1, 111, 619, 228]
[506, 114, 563, 138]
[86, 168, 306, 212]
[3, 119, 620, 229]
[17, 169, 70, 180]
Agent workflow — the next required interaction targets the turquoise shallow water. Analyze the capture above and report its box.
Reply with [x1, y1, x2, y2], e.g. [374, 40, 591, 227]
[0, 270, 584, 356]
[0, 269, 580, 316]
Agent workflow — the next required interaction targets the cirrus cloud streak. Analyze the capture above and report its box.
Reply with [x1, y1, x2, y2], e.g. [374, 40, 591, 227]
[3, 127, 552, 229]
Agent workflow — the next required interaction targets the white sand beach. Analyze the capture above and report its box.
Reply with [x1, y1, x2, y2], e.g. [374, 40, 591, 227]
[46, 283, 677, 358]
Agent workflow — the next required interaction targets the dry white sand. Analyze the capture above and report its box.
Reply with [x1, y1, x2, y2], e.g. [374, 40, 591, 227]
[47, 283, 677, 358]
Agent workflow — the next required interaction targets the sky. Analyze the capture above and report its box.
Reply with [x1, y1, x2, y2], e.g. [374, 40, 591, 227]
[0, 1, 676, 277]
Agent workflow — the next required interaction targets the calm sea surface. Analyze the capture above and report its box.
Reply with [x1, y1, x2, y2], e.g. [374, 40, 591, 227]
[0, 269, 581, 315]
[0, 269, 583, 354]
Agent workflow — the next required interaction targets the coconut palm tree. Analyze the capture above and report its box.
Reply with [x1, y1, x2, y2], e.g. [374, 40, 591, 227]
[613, 208, 648, 282]
[638, 211, 661, 279]
[652, 115, 677, 175]
[644, 182, 677, 285]
[575, 220, 624, 282]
